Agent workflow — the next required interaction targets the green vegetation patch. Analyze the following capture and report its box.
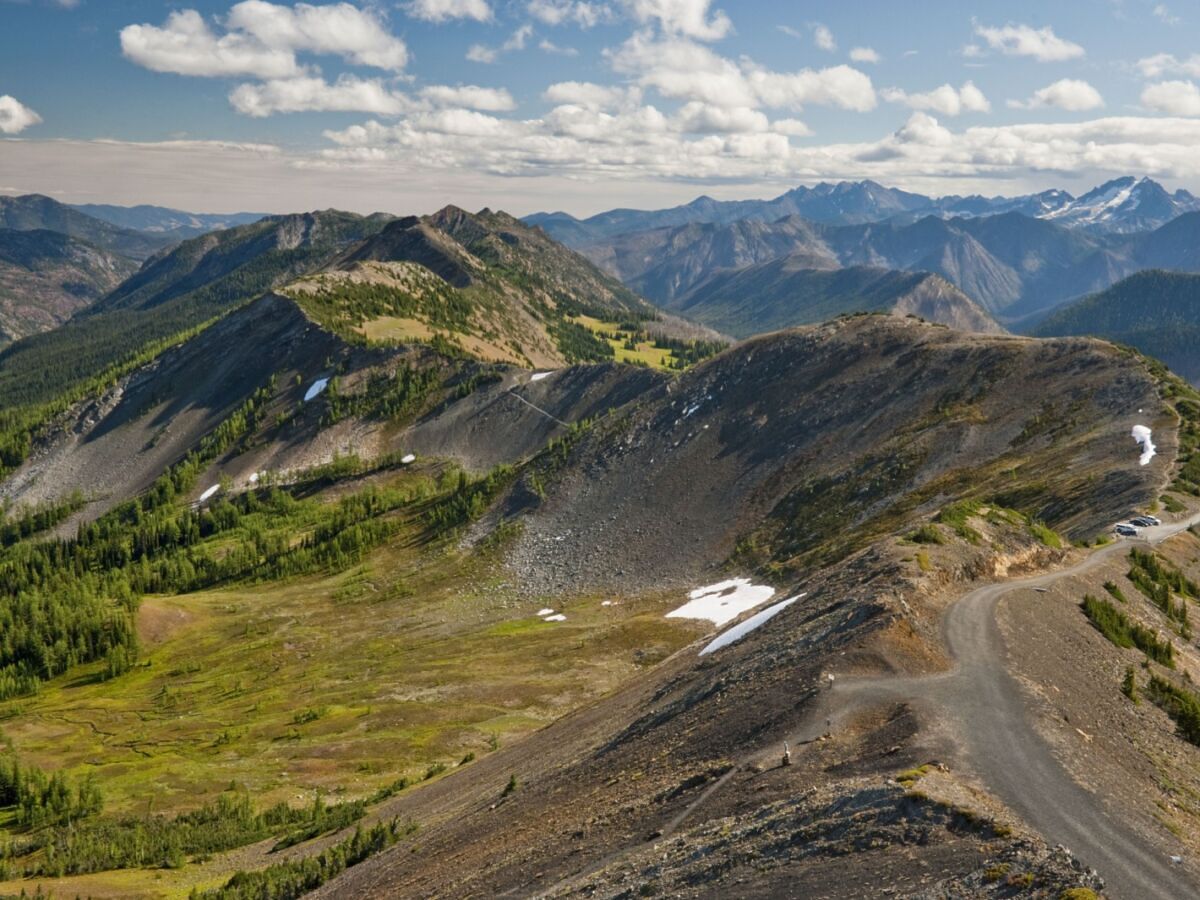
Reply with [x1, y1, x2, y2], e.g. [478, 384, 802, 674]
[193, 817, 417, 900]
[1147, 675, 1200, 746]
[1080, 595, 1174, 667]
[1127, 548, 1195, 636]
[935, 500, 983, 544]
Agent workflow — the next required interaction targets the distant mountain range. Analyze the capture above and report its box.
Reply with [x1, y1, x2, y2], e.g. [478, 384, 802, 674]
[0, 194, 172, 261]
[70, 203, 267, 240]
[528, 176, 1200, 245]
[571, 206, 1200, 327]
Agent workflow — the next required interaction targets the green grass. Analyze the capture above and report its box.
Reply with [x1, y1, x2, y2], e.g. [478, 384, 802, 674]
[934, 500, 982, 544]
[0, 468, 702, 896]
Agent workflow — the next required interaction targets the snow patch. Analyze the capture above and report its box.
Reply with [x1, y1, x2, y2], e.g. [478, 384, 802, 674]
[400, 453, 416, 465]
[700, 594, 805, 656]
[543, 614, 566, 622]
[304, 378, 329, 402]
[667, 578, 776, 626]
[248, 472, 260, 485]
[530, 372, 552, 382]
[198, 485, 220, 502]
[536, 608, 555, 617]
[601, 600, 614, 607]
[1132, 424, 1156, 466]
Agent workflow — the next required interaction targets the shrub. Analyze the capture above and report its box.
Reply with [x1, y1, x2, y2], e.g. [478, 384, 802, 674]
[908, 524, 945, 545]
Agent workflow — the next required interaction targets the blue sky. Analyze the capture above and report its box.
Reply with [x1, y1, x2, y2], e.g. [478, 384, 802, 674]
[2, 0, 1200, 215]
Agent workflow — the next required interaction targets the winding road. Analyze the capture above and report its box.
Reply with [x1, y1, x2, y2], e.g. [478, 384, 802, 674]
[781, 515, 1200, 900]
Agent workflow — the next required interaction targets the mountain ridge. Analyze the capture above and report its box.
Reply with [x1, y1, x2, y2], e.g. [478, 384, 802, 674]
[527, 176, 1200, 246]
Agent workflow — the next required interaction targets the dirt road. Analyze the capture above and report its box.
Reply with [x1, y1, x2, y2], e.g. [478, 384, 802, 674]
[797, 517, 1200, 899]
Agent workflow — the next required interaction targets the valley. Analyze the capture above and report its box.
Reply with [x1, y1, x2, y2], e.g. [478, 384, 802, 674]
[0, 183, 1200, 899]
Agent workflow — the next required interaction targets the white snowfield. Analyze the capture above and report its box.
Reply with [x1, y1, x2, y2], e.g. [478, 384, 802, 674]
[543, 614, 567, 622]
[667, 578, 776, 626]
[304, 377, 330, 402]
[1132, 424, 1156, 466]
[400, 453, 416, 464]
[699, 594, 805, 656]
[198, 484, 220, 502]
[530, 372, 552, 382]
[536, 608, 555, 617]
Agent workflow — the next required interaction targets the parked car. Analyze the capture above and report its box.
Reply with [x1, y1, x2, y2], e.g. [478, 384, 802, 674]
[1143, 515, 1162, 526]
[1115, 523, 1139, 537]
[1131, 517, 1154, 527]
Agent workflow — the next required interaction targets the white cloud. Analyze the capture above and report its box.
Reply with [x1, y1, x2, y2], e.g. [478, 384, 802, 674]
[881, 81, 990, 117]
[406, 0, 492, 22]
[0, 95, 42, 134]
[466, 44, 498, 64]
[539, 39, 579, 56]
[771, 117, 811, 136]
[1008, 78, 1104, 111]
[506, 24, 534, 51]
[312, 107, 1200, 197]
[121, 9, 300, 78]
[623, 0, 732, 41]
[676, 101, 769, 133]
[544, 81, 641, 109]
[527, 0, 612, 27]
[229, 75, 410, 116]
[849, 47, 880, 64]
[1136, 53, 1200, 79]
[812, 24, 836, 52]
[607, 33, 876, 112]
[776, 25, 803, 39]
[1141, 80, 1200, 116]
[120, 3, 408, 78]
[973, 22, 1084, 62]
[1153, 4, 1180, 25]
[421, 84, 517, 111]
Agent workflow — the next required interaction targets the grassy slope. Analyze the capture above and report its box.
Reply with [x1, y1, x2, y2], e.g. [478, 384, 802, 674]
[0, 465, 699, 897]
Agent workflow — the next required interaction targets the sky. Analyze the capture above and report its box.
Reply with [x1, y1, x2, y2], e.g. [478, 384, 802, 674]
[3, 0, 1200, 216]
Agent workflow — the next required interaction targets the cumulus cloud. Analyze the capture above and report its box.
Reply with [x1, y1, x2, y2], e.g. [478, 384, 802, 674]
[1008, 78, 1104, 111]
[466, 44, 498, 64]
[676, 102, 769, 134]
[0, 95, 42, 134]
[607, 33, 876, 112]
[1141, 80, 1200, 116]
[121, 2, 408, 78]
[812, 24, 835, 52]
[406, 0, 492, 22]
[849, 47, 880, 64]
[311, 107, 1200, 194]
[623, 0, 732, 41]
[881, 81, 990, 117]
[229, 75, 410, 116]
[527, 0, 612, 27]
[1137, 53, 1200, 78]
[973, 22, 1084, 62]
[544, 81, 641, 109]
[421, 84, 517, 111]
